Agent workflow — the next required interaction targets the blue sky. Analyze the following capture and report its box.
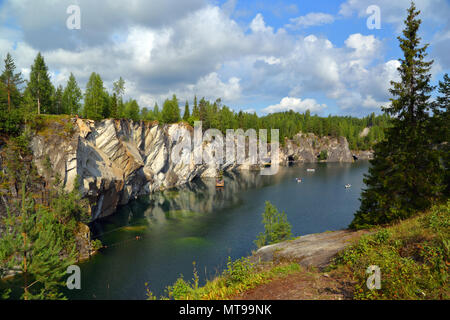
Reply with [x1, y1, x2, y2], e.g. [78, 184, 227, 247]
[0, 0, 449, 117]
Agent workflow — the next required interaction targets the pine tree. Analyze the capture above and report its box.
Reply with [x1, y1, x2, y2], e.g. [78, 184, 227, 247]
[0, 53, 24, 112]
[110, 93, 118, 118]
[192, 95, 199, 119]
[0, 182, 76, 300]
[25, 53, 54, 115]
[102, 91, 111, 119]
[62, 73, 82, 115]
[83, 72, 106, 120]
[432, 74, 450, 196]
[152, 102, 160, 122]
[53, 85, 64, 114]
[350, 3, 444, 229]
[124, 99, 140, 121]
[161, 94, 180, 124]
[113, 77, 125, 118]
[183, 100, 190, 121]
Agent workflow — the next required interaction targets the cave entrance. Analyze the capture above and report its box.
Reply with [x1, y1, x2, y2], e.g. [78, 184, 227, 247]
[287, 155, 295, 166]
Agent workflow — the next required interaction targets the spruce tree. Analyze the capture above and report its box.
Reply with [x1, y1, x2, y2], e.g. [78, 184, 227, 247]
[432, 74, 450, 196]
[161, 95, 180, 123]
[153, 102, 160, 122]
[62, 73, 82, 115]
[53, 85, 64, 115]
[0, 53, 24, 112]
[350, 3, 444, 229]
[83, 72, 106, 120]
[0, 183, 76, 300]
[26, 53, 54, 115]
[183, 100, 190, 121]
[110, 93, 118, 118]
[192, 95, 199, 119]
[113, 77, 125, 118]
[124, 99, 140, 121]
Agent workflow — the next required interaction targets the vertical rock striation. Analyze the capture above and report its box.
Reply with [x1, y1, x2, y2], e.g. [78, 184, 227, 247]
[30, 119, 354, 219]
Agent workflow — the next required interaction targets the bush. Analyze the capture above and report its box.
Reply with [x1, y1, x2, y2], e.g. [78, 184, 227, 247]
[254, 201, 293, 248]
[318, 150, 328, 161]
[331, 202, 449, 299]
[224, 257, 255, 286]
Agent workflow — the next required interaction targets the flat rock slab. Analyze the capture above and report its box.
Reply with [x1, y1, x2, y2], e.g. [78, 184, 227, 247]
[253, 229, 368, 269]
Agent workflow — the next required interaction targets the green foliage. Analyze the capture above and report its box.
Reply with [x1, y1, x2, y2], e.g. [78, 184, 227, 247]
[332, 202, 449, 300]
[318, 150, 328, 161]
[224, 257, 255, 286]
[350, 4, 446, 229]
[0, 53, 25, 135]
[161, 94, 181, 124]
[0, 182, 77, 300]
[149, 256, 301, 300]
[25, 52, 54, 115]
[0, 134, 91, 300]
[53, 85, 64, 115]
[255, 201, 293, 248]
[83, 72, 107, 120]
[183, 100, 190, 121]
[124, 99, 140, 121]
[62, 73, 82, 115]
[0, 52, 24, 112]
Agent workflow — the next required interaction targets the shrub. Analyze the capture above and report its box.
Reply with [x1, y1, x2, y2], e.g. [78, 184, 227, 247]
[331, 202, 449, 299]
[224, 257, 255, 286]
[254, 201, 293, 248]
[318, 150, 328, 161]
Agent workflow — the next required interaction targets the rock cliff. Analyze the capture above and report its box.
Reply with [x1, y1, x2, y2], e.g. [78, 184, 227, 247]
[30, 118, 354, 220]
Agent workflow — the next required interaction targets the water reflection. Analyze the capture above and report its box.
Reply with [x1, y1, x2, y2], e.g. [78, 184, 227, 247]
[76, 162, 368, 300]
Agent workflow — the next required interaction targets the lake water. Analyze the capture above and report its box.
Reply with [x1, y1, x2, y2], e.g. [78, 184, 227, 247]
[67, 161, 369, 300]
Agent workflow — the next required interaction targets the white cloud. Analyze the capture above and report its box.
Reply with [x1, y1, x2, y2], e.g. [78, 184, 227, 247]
[345, 33, 381, 59]
[263, 97, 327, 114]
[0, 0, 446, 116]
[287, 12, 334, 29]
[250, 13, 274, 33]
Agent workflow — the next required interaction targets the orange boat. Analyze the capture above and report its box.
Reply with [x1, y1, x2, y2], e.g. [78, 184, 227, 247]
[216, 179, 224, 187]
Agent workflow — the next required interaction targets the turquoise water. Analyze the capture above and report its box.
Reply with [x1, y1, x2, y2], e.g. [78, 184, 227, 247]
[67, 161, 369, 300]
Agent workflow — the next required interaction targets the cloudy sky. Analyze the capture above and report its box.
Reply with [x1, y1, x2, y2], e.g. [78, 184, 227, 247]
[0, 0, 449, 116]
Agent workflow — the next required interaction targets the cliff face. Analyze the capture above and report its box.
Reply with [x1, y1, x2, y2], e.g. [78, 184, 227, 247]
[280, 132, 354, 163]
[30, 118, 354, 220]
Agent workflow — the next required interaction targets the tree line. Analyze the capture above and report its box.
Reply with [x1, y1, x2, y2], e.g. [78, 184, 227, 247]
[0, 53, 391, 150]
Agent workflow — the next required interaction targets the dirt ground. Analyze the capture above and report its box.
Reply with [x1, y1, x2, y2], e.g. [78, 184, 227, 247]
[234, 269, 356, 300]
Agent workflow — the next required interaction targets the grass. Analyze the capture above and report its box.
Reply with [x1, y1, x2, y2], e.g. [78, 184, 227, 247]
[146, 258, 302, 300]
[31, 114, 75, 139]
[328, 201, 449, 300]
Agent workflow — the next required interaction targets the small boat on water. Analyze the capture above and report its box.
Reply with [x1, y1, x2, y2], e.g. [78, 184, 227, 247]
[306, 168, 315, 172]
[296, 178, 302, 183]
[345, 184, 352, 188]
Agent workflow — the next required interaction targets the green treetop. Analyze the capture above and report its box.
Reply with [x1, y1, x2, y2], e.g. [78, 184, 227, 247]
[83, 72, 107, 120]
[62, 73, 82, 115]
[0, 53, 24, 112]
[183, 100, 190, 121]
[25, 53, 54, 115]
